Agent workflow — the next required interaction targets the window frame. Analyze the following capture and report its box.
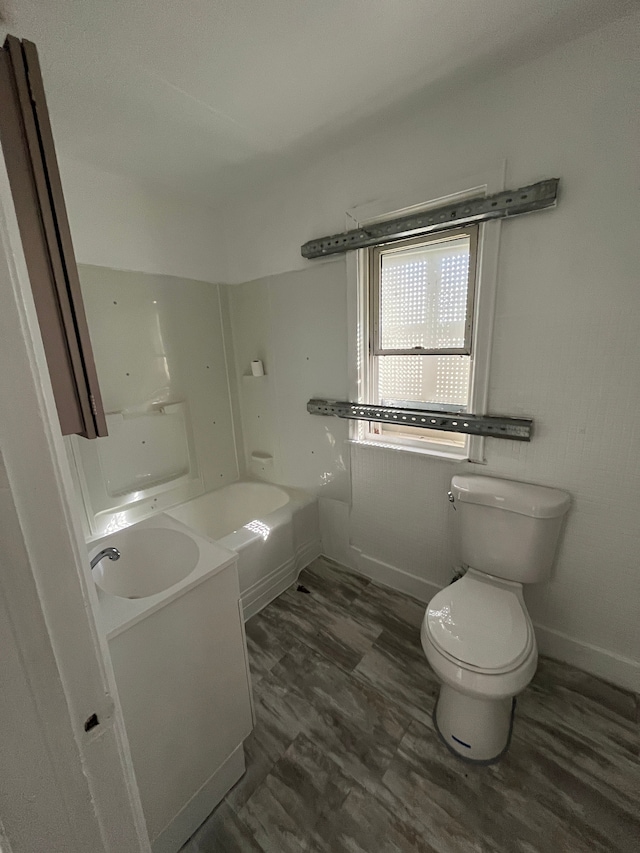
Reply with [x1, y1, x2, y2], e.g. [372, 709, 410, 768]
[347, 172, 503, 463]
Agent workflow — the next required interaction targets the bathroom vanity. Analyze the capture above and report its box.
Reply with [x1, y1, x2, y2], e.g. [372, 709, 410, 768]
[92, 514, 253, 853]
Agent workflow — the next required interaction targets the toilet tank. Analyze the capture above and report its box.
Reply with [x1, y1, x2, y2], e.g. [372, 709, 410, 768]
[451, 475, 571, 583]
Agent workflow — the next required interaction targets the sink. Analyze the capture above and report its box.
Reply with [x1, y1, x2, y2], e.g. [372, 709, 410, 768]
[91, 527, 200, 599]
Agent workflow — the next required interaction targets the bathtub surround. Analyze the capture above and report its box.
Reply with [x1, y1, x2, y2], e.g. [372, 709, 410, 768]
[225, 260, 350, 501]
[219, 13, 640, 691]
[71, 265, 239, 535]
[180, 558, 640, 853]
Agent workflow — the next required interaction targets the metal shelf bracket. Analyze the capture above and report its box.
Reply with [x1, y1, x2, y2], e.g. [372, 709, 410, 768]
[301, 179, 559, 259]
[307, 399, 532, 441]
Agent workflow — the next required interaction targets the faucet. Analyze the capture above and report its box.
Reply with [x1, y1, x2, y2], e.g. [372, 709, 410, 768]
[90, 547, 121, 570]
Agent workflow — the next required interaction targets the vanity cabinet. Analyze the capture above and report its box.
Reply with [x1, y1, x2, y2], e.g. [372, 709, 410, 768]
[0, 35, 106, 438]
[106, 549, 253, 853]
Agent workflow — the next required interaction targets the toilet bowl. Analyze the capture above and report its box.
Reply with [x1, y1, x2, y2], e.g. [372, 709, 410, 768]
[421, 476, 570, 763]
[421, 570, 538, 761]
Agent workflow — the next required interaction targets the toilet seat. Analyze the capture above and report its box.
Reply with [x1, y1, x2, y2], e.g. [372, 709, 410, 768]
[425, 572, 533, 675]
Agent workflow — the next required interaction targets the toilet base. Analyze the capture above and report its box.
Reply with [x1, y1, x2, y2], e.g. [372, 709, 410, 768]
[433, 684, 515, 764]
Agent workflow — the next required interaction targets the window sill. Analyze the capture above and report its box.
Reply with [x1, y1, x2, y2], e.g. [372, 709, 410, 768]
[348, 437, 468, 462]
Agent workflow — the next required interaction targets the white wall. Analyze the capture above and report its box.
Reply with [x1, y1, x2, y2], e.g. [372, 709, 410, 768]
[221, 11, 639, 286]
[223, 13, 640, 690]
[59, 158, 227, 283]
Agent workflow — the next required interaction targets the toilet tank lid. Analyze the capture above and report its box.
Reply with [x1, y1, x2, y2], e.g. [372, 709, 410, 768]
[451, 475, 571, 518]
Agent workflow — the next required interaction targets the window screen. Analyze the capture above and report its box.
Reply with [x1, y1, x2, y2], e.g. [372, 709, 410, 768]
[373, 229, 476, 356]
[377, 354, 470, 409]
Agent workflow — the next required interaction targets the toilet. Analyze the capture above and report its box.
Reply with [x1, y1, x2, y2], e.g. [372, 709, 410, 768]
[421, 475, 570, 763]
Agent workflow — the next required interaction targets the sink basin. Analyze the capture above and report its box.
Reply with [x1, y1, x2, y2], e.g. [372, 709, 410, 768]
[91, 527, 200, 599]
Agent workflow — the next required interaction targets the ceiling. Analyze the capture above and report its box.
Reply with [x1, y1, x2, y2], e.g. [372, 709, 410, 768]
[1, 1, 638, 201]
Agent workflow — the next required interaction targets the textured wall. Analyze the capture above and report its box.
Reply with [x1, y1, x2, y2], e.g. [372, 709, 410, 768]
[60, 159, 227, 282]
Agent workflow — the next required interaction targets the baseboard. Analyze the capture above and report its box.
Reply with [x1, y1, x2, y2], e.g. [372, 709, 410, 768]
[345, 547, 640, 694]
[534, 624, 640, 694]
[240, 538, 321, 621]
[151, 743, 245, 853]
[349, 546, 441, 603]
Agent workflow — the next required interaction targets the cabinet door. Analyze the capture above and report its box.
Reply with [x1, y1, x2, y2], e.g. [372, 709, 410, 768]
[0, 36, 107, 438]
[109, 563, 254, 845]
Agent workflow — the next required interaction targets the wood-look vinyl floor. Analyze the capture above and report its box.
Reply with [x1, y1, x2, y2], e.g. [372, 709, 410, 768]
[181, 558, 640, 853]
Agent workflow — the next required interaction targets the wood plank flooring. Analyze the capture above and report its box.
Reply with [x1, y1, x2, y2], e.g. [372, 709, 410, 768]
[181, 557, 640, 853]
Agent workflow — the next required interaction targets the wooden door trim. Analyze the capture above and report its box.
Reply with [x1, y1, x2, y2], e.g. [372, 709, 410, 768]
[0, 35, 107, 438]
[22, 39, 107, 436]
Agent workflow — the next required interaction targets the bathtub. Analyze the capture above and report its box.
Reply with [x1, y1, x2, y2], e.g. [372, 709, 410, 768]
[166, 481, 321, 619]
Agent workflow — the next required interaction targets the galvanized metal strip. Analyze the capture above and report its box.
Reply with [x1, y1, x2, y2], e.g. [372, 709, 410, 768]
[301, 179, 559, 259]
[307, 399, 532, 441]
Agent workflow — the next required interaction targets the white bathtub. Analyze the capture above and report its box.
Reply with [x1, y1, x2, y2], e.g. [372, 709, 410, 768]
[166, 481, 321, 619]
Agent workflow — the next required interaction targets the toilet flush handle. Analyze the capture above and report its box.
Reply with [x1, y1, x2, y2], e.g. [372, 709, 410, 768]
[447, 491, 457, 510]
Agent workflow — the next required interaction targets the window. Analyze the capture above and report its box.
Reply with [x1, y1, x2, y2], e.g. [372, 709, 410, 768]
[357, 223, 484, 458]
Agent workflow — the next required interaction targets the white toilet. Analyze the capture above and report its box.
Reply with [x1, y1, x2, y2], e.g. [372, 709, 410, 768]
[421, 475, 570, 763]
